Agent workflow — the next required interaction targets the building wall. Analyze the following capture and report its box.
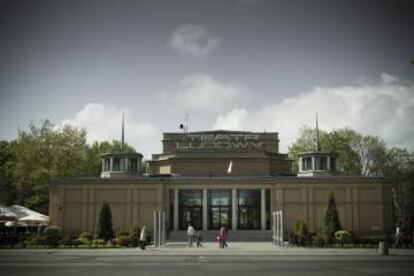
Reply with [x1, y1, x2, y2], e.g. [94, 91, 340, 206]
[50, 181, 164, 235]
[49, 177, 393, 237]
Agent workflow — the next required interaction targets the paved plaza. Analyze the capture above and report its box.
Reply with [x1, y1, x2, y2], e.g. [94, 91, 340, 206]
[1, 243, 414, 276]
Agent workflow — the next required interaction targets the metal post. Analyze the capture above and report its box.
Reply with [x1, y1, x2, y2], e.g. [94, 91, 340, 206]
[202, 189, 208, 231]
[154, 210, 158, 247]
[174, 189, 179, 231]
[261, 188, 266, 230]
[162, 211, 166, 246]
[158, 211, 162, 247]
[280, 210, 284, 247]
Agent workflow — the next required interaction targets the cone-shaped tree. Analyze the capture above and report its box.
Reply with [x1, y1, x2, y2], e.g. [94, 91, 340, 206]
[98, 201, 114, 241]
[322, 192, 342, 243]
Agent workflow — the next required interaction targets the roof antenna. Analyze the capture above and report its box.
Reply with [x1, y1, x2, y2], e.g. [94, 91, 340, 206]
[179, 113, 189, 133]
[316, 112, 321, 152]
[121, 113, 125, 151]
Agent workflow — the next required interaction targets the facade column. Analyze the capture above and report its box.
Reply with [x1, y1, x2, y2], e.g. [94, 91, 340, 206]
[109, 157, 113, 172]
[232, 189, 237, 230]
[298, 156, 302, 172]
[125, 157, 129, 172]
[202, 189, 208, 230]
[261, 188, 266, 230]
[173, 189, 179, 231]
[101, 158, 105, 172]
[311, 156, 315, 170]
[327, 156, 331, 170]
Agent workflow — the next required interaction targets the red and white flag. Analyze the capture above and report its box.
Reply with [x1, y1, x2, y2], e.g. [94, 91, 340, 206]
[227, 160, 233, 174]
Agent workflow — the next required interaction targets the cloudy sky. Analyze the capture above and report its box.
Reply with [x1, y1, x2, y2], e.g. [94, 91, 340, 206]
[1, 0, 413, 158]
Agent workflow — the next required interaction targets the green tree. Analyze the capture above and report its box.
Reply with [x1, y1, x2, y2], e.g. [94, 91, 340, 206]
[383, 147, 414, 229]
[98, 202, 114, 241]
[323, 128, 361, 175]
[353, 135, 387, 177]
[288, 126, 361, 174]
[0, 140, 17, 204]
[1, 119, 137, 213]
[288, 126, 328, 173]
[322, 192, 342, 244]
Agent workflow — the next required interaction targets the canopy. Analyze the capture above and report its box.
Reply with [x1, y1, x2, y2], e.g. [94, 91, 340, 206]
[0, 204, 18, 221]
[18, 214, 49, 225]
[0, 205, 49, 226]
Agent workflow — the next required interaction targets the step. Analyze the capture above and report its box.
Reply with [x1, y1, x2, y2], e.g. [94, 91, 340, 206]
[168, 230, 273, 242]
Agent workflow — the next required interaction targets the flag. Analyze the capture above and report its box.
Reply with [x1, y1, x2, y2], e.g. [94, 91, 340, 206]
[227, 160, 233, 174]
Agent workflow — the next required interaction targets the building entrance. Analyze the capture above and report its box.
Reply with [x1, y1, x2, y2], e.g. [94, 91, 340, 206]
[179, 190, 202, 230]
[238, 190, 261, 230]
[208, 190, 231, 230]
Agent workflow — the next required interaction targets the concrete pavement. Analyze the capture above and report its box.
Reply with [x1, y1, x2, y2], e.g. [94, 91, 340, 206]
[1, 242, 414, 256]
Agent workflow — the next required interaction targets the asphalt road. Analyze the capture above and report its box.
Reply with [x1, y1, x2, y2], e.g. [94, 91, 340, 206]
[1, 253, 414, 276]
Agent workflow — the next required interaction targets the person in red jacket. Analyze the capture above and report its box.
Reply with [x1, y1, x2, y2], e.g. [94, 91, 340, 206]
[219, 226, 228, 248]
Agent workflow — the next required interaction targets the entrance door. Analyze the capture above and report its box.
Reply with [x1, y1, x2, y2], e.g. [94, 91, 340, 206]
[238, 206, 260, 230]
[180, 206, 202, 230]
[208, 190, 232, 230]
[237, 190, 261, 230]
[179, 190, 203, 230]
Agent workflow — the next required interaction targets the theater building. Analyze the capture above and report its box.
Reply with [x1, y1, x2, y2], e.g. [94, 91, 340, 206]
[49, 130, 393, 240]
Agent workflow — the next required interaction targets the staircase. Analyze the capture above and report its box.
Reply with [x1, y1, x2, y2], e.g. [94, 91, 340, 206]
[168, 230, 272, 242]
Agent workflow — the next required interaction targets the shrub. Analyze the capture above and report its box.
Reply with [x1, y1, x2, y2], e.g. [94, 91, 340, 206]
[322, 192, 342, 244]
[129, 224, 141, 237]
[79, 232, 93, 241]
[73, 239, 82, 248]
[25, 234, 40, 247]
[92, 239, 105, 247]
[62, 236, 75, 247]
[98, 202, 114, 241]
[294, 220, 308, 245]
[117, 231, 129, 237]
[335, 230, 352, 245]
[109, 239, 118, 247]
[312, 232, 325, 247]
[43, 226, 62, 248]
[44, 226, 62, 236]
[117, 235, 132, 247]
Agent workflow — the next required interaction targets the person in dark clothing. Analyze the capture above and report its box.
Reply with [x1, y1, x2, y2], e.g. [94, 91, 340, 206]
[196, 231, 203, 247]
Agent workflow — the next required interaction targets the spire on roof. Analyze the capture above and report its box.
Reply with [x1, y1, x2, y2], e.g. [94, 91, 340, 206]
[121, 114, 125, 152]
[316, 112, 321, 152]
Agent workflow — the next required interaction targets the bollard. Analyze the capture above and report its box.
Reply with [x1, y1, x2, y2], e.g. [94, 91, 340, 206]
[378, 241, 389, 255]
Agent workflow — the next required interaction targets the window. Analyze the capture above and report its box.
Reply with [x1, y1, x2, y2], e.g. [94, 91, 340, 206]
[113, 158, 121, 171]
[129, 158, 138, 171]
[179, 190, 202, 230]
[331, 157, 336, 171]
[302, 157, 312, 171]
[208, 190, 231, 230]
[238, 190, 261, 230]
[319, 156, 327, 170]
[104, 158, 110, 171]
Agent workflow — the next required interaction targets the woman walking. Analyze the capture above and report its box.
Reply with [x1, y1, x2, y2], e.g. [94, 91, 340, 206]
[219, 226, 228, 248]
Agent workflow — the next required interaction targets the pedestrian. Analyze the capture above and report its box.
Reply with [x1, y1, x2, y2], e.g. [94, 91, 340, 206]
[187, 223, 195, 246]
[395, 225, 402, 248]
[196, 231, 203, 247]
[219, 226, 228, 248]
[139, 225, 146, 250]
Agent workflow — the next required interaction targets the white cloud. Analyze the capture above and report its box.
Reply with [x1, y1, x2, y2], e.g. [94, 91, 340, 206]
[213, 74, 414, 153]
[169, 24, 219, 58]
[59, 103, 160, 158]
[162, 73, 247, 113]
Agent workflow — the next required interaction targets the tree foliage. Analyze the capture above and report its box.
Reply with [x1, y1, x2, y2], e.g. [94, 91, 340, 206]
[98, 202, 114, 241]
[289, 126, 414, 234]
[0, 119, 136, 214]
